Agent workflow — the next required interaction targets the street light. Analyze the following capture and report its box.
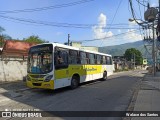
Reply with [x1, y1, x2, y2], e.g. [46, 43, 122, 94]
[128, 18, 149, 27]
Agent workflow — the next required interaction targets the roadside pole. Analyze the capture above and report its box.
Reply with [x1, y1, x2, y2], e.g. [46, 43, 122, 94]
[153, 21, 156, 76]
[134, 53, 135, 70]
[68, 34, 70, 46]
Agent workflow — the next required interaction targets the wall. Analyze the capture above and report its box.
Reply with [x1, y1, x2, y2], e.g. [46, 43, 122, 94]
[0, 57, 27, 82]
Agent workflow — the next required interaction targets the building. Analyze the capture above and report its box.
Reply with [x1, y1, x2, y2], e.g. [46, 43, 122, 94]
[69, 42, 98, 52]
[0, 40, 36, 82]
[1, 40, 36, 58]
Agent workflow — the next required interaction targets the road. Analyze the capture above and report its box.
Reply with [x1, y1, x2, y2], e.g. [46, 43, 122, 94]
[0, 70, 146, 120]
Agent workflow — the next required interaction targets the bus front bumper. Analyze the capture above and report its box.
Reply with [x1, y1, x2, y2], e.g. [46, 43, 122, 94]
[26, 80, 54, 90]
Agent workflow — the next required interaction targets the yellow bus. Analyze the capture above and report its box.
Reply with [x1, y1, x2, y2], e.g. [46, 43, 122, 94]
[26, 43, 114, 90]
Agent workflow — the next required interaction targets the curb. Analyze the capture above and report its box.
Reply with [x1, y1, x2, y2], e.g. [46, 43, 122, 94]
[122, 74, 145, 120]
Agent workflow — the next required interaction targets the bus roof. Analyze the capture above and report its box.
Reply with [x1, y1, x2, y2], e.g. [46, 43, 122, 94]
[53, 43, 112, 57]
[30, 42, 112, 57]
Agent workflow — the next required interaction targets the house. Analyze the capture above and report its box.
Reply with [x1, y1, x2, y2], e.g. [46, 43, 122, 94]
[1, 40, 36, 58]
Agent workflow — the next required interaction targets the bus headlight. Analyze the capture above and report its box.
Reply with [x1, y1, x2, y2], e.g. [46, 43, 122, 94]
[27, 75, 31, 81]
[44, 75, 53, 82]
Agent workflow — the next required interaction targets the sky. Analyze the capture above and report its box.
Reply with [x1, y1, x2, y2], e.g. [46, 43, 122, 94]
[0, 0, 158, 47]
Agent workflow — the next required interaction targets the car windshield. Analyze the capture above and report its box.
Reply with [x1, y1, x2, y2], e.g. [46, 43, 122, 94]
[28, 52, 53, 74]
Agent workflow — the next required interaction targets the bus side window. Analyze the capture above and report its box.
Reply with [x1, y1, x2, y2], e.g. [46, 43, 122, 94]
[106, 56, 111, 65]
[94, 54, 97, 64]
[103, 56, 106, 64]
[69, 50, 79, 64]
[110, 57, 113, 65]
[97, 55, 101, 64]
[89, 53, 95, 64]
[80, 52, 87, 64]
[55, 47, 68, 69]
[100, 55, 103, 64]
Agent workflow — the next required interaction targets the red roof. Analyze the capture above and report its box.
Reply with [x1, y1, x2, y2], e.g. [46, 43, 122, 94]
[2, 40, 36, 56]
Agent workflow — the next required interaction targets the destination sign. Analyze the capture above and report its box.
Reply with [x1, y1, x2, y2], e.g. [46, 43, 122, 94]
[29, 44, 53, 53]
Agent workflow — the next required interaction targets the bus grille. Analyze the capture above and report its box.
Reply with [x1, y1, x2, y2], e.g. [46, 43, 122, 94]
[32, 83, 42, 86]
[30, 75, 46, 78]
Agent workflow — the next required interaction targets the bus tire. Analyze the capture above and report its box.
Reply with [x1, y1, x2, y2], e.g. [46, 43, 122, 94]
[70, 76, 79, 89]
[102, 71, 107, 81]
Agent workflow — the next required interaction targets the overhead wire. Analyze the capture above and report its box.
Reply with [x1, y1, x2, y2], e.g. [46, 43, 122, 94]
[129, 0, 146, 26]
[99, 0, 123, 49]
[137, 0, 144, 39]
[71, 29, 141, 42]
[0, 15, 141, 29]
[136, 0, 148, 7]
[0, 0, 95, 14]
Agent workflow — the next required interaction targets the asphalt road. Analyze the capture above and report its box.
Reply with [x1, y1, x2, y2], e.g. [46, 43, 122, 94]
[0, 70, 146, 120]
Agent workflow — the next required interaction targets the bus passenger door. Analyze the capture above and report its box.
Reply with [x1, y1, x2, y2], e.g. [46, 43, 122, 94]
[54, 48, 69, 88]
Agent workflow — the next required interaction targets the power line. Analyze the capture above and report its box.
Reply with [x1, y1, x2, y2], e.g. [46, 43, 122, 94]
[99, 0, 123, 49]
[0, 15, 129, 27]
[129, 0, 148, 27]
[0, 0, 95, 14]
[136, 0, 144, 39]
[0, 15, 141, 29]
[71, 29, 141, 42]
[136, 0, 148, 7]
[137, 0, 143, 20]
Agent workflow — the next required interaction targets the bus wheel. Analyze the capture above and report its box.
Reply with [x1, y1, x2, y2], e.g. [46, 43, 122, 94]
[102, 71, 107, 81]
[71, 76, 79, 89]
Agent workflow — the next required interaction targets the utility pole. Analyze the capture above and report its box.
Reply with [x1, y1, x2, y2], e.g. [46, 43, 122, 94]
[159, 0, 160, 21]
[144, 5, 158, 76]
[68, 34, 70, 46]
[134, 53, 135, 70]
[153, 21, 156, 76]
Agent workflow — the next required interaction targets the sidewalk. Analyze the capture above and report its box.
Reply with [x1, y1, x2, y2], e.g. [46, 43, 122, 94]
[131, 72, 160, 120]
[0, 81, 29, 103]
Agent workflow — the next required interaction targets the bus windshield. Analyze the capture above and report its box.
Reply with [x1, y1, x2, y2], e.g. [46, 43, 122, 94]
[27, 44, 53, 74]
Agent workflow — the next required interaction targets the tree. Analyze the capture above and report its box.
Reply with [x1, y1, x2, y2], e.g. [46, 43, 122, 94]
[0, 26, 13, 40]
[124, 48, 143, 65]
[24, 35, 47, 44]
[0, 26, 5, 33]
[0, 26, 12, 47]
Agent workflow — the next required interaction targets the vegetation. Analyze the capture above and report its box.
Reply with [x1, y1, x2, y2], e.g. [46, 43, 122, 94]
[114, 68, 129, 72]
[0, 26, 12, 47]
[23, 35, 47, 44]
[0, 26, 47, 46]
[124, 48, 143, 65]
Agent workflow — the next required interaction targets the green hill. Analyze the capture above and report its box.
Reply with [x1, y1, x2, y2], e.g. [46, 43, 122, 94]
[98, 40, 147, 56]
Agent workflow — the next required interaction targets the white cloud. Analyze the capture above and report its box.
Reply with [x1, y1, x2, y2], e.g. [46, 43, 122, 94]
[92, 13, 113, 39]
[56, 32, 63, 36]
[123, 29, 143, 42]
[118, 29, 121, 33]
[151, 3, 157, 7]
[90, 13, 143, 47]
